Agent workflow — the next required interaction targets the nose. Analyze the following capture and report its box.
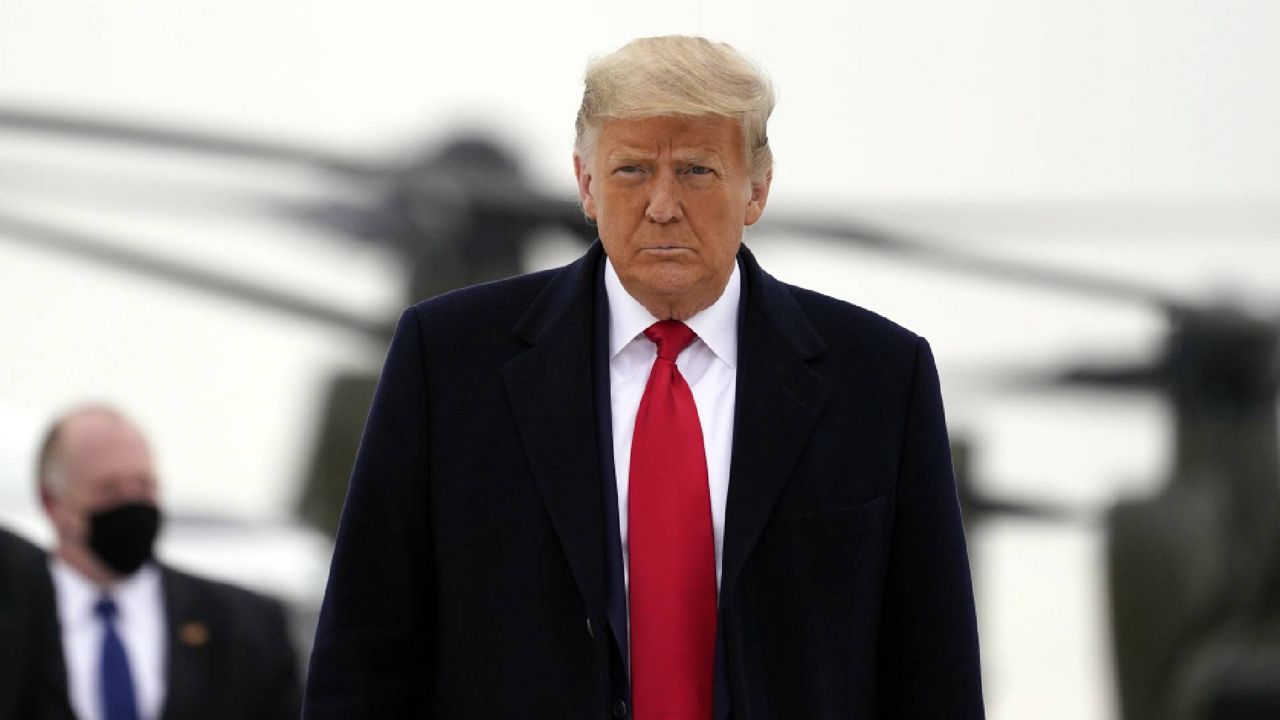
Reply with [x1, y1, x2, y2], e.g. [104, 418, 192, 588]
[645, 170, 683, 224]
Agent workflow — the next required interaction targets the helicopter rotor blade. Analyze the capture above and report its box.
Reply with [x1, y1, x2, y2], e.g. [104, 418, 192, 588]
[981, 361, 1169, 393]
[1053, 363, 1167, 390]
[0, 109, 597, 244]
[0, 160, 406, 244]
[0, 208, 393, 339]
[962, 493, 1102, 526]
[0, 103, 1230, 314]
[457, 183, 597, 242]
[756, 216, 1191, 312]
[0, 105, 384, 178]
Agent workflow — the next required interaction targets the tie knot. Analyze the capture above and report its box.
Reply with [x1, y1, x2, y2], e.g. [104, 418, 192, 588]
[644, 320, 697, 361]
[95, 597, 119, 620]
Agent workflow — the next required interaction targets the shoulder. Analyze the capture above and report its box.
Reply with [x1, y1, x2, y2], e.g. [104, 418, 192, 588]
[373, 266, 565, 368]
[377, 268, 565, 377]
[779, 280, 927, 374]
[741, 244, 925, 365]
[756, 272, 938, 414]
[160, 565, 289, 628]
[415, 266, 561, 316]
[407, 267, 561, 336]
[0, 527, 46, 570]
[787, 283, 920, 344]
[0, 527, 52, 590]
[392, 245, 601, 364]
[159, 565, 300, 712]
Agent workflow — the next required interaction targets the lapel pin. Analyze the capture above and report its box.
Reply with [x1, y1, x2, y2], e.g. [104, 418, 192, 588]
[179, 621, 210, 647]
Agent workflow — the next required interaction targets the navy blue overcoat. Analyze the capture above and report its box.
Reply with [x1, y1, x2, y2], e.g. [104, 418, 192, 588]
[305, 242, 984, 719]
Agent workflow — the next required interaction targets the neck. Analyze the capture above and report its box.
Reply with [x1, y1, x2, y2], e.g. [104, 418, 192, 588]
[638, 298, 711, 322]
[55, 543, 122, 588]
[623, 272, 733, 323]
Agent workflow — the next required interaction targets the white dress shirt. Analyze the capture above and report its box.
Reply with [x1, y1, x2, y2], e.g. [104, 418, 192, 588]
[50, 558, 168, 720]
[606, 257, 740, 596]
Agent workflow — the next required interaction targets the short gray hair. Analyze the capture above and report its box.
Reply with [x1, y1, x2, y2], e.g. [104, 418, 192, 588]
[574, 35, 775, 182]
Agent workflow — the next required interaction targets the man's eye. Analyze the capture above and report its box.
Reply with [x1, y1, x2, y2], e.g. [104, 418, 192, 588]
[615, 165, 643, 174]
[685, 165, 715, 176]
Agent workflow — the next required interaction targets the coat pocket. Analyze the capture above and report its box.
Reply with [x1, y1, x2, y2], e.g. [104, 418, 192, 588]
[802, 496, 885, 541]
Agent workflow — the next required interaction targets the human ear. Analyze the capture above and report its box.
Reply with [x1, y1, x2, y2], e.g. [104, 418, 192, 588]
[743, 169, 772, 226]
[573, 154, 597, 220]
[39, 486, 56, 516]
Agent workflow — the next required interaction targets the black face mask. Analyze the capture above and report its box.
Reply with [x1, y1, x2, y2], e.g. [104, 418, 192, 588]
[87, 502, 161, 576]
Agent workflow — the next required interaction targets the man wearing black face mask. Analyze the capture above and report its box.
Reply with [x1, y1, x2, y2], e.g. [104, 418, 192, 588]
[29, 404, 302, 720]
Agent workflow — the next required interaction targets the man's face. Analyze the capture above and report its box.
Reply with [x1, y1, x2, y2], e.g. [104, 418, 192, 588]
[45, 415, 159, 555]
[575, 115, 770, 318]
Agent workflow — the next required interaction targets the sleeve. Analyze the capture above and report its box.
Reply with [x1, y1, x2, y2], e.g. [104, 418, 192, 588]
[303, 308, 435, 718]
[877, 337, 986, 718]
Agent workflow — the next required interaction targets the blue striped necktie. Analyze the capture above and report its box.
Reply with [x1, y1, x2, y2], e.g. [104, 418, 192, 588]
[95, 596, 140, 720]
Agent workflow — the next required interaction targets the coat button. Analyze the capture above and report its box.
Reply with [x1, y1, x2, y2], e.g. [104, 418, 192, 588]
[612, 699, 627, 718]
[586, 618, 594, 638]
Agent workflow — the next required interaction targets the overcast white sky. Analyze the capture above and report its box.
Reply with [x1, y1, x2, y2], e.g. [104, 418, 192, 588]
[3, 1, 1279, 200]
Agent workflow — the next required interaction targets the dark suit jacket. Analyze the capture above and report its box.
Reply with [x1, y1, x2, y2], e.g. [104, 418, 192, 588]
[0, 530, 301, 720]
[0, 527, 71, 720]
[157, 566, 302, 720]
[305, 242, 984, 719]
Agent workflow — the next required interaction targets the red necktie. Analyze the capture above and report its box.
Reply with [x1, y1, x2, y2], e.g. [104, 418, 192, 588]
[628, 320, 717, 720]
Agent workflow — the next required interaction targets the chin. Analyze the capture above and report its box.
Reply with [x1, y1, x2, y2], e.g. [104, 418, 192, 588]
[637, 268, 703, 296]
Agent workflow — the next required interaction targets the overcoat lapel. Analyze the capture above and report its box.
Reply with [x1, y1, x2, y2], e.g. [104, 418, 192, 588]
[499, 241, 829, 651]
[721, 246, 831, 595]
[502, 243, 608, 621]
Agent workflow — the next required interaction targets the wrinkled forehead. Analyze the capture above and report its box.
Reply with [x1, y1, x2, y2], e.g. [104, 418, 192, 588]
[593, 115, 746, 159]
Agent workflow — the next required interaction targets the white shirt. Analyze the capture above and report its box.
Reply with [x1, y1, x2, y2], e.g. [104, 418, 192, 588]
[606, 257, 740, 595]
[50, 558, 168, 720]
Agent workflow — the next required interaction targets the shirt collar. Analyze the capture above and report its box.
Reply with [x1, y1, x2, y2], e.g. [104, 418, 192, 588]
[604, 255, 741, 368]
[50, 556, 162, 625]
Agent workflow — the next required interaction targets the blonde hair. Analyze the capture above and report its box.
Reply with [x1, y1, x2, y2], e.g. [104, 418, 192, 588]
[575, 35, 775, 181]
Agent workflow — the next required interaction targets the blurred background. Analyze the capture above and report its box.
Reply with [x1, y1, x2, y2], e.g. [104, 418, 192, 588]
[2, 1, 1279, 718]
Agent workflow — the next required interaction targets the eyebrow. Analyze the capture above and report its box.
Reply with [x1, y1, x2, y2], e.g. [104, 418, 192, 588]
[605, 147, 725, 164]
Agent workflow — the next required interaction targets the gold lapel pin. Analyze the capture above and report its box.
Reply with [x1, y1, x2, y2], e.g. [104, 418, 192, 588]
[179, 621, 210, 647]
